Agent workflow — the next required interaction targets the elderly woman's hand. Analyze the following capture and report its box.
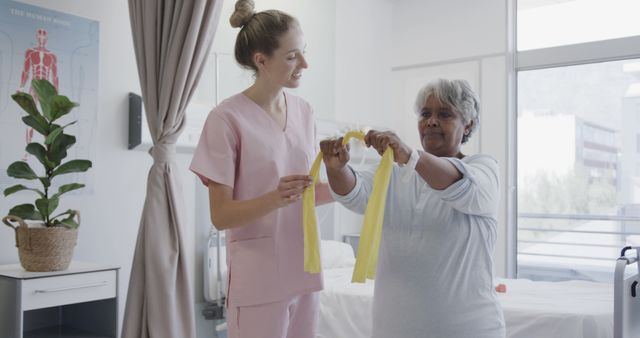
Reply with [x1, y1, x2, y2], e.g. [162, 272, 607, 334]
[364, 130, 412, 165]
[320, 137, 350, 170]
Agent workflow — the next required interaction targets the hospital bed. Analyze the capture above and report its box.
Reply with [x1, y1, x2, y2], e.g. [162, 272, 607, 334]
[201, 237, 639, 337]
[614, 246, 640, 338]
[317, 240, 640, 338]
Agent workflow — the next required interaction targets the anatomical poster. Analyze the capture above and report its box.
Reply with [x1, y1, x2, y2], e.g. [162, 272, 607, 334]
[0, 0, 99, 195]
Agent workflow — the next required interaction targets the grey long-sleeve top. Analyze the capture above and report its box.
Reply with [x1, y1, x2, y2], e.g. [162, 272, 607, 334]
[331, 154, 505, 338]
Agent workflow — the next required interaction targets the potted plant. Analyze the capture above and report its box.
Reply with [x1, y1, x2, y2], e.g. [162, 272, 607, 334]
[2, 79, 91, 272]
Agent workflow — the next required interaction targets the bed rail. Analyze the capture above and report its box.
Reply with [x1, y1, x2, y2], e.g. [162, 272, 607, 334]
[614, 246, 640, 338]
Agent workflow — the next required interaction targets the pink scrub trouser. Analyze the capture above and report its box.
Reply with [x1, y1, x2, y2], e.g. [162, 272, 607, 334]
[227, 292, 319, 338]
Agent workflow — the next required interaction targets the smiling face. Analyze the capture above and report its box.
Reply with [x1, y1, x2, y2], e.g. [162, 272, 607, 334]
[417, 95, 471, 158]
[258, 25, 308, 88]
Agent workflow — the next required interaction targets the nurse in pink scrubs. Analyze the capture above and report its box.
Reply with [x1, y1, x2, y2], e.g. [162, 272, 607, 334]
[190, 1, 331, 337]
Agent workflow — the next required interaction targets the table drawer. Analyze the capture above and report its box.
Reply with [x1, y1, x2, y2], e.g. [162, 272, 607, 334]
[22, 270, 116, 311]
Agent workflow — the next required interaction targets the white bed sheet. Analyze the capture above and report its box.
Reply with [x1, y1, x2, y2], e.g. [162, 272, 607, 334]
[499, 277, 613, 338]
[317, 268, 614, 338]
[318, 268, 374, 338]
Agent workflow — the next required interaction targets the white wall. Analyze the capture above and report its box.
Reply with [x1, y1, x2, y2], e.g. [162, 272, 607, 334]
[335, 0, 393, 127]
[321, 0, 395, 242]
[202, 0, 336, 119]
[391, 0, 505, 67]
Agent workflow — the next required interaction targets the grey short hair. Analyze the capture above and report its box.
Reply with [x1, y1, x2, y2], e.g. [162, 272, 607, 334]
[413, 79, 480, 144]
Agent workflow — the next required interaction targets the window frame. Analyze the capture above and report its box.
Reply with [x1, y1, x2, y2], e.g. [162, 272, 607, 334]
[509, 0, 640, 279]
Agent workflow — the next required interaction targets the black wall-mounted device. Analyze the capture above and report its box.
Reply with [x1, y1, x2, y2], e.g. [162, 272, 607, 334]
[128, 92, 142, 150]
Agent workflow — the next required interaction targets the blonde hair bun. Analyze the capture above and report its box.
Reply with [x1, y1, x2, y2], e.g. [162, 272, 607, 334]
[230, 0, 256, 28]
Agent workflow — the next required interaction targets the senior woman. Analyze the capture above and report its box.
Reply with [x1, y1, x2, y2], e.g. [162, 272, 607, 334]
[320, 78, 505, 338]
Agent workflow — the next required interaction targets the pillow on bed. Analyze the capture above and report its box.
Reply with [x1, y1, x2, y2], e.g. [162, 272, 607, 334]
[321, 240, 356, 269]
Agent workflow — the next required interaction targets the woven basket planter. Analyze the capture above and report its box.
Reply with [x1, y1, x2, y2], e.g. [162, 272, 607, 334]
[2, 213, 79, 272]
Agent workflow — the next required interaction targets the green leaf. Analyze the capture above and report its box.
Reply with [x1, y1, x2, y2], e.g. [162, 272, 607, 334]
[4, 184, 27, 196]
[49, 95, 78, 122]
[49, 134, 75, 165]
[11, 92, 40, 117]
[39, 177, 51, 188]
[22, 115, 49, 136]
[50, 209, 73, 220]
[7, 161, 37, 179]
[25, 143, 54, 170]
[34, 198, 47, 218]
[32, 80, 57, 119]
[51, 159, 92, 177]
[59, 217, 79, 229]
[51, 210, 79, 229]
[61, 120, 77, 129]
[45, 127, 63, 145]
[49, 197, 60, 215]
[34, 146, 57, 170]
[32, 79, 58, 99]
[35, 197, 59, 218]
[52, 183, 85, 199]
[8, 204, 43, 221]
[40, 101, 51, 120]
[3, 184, 44, 197]
[44, 157, 56, 169]
[44, 121, 77, 145]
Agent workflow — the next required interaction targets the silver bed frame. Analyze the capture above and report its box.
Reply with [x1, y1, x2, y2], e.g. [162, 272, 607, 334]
[614, 246, 640, 338]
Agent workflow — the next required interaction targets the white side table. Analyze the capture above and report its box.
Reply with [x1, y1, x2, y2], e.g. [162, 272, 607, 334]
[0, 262, 119, 338]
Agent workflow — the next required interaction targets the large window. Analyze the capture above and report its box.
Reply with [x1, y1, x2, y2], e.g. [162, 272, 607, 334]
[515, 0, 640, 282]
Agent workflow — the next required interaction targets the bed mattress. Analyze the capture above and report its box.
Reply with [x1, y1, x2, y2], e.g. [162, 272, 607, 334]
[317, 268, 613, 338]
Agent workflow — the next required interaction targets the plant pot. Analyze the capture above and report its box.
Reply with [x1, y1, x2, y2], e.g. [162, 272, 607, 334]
[2, 212, 79, 272]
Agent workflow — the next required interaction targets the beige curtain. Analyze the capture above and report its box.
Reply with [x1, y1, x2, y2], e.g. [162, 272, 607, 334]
[122, 1, 223, 337]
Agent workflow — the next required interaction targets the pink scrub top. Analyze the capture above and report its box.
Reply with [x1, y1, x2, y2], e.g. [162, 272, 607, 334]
[190, 92, 323, 307]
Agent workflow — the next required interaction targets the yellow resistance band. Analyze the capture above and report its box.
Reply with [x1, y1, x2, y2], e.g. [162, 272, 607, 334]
[303, 131, 394, 283]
